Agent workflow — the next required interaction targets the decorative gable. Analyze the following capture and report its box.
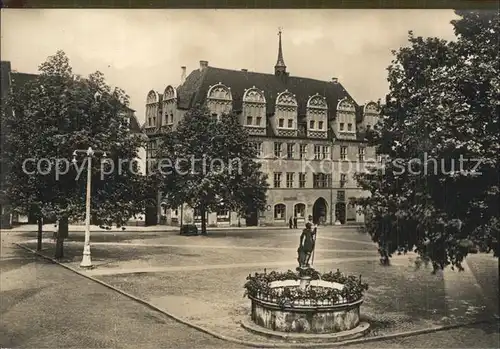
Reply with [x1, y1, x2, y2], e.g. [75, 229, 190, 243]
[161, 85, 177, 131]
[274, 90, 298, 137]
[334, 97, 357, 140]
[145, 90, 160, 131]
[163, 85, 177, 100]
[242, 86, 266, 136]
[206, 82, 232, 118]
[306, 93, 328, 139]
[362, 101, 380, 134]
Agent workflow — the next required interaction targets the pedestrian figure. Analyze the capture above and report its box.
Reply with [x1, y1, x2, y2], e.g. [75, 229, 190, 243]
[293, 216, 298, 229]
[289, 216, 293, 229]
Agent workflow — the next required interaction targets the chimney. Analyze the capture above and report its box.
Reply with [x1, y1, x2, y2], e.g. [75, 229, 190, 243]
[199, 60, 208, 71]
[241, 69, 248, 72]
[331, 77, 338, 83]
[180, 66, 186, 85]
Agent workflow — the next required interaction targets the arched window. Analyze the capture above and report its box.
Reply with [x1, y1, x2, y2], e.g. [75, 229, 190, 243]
[275, 90, 297, 135]
[207, 82, 232, 118]
[242, 86, 266, 130]
[274, 204, 286, 220]
[294, 203, 306, 219]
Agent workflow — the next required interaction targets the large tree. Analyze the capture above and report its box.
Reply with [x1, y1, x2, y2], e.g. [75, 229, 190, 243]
[152, 107, 268, 234]
[3, 51, 150, 258]
[354, 10, 499, 271]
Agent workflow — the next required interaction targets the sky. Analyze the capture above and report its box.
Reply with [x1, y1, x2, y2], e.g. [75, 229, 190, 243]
[1, 9, 459, 125]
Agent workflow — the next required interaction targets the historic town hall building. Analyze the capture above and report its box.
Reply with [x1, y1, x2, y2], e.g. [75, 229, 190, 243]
[143, 31, 380, 227]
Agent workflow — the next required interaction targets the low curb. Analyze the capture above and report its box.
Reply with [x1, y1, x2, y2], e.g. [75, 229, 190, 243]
[241, 318, 370, 342]
[15, 243, 499, 348]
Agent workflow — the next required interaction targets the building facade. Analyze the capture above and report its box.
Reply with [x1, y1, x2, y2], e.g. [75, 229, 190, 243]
[143, 31, 381, 227]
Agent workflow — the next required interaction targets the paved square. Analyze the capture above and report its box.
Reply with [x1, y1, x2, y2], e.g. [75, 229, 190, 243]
[20, 226, 498, 344]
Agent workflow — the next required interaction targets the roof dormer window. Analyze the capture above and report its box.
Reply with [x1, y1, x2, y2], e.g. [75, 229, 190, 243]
[145, 90, 159, 128]
[306, 93, 328, 139]
[207, 82, 232, 117]
[362, 101, 380, 137]
[274, 90, 298, 137]
[336, 98, 357, 140]
[242, 86, 266, 135]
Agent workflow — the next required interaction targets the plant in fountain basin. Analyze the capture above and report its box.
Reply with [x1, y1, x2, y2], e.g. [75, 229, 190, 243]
[244, 268, 369, 307]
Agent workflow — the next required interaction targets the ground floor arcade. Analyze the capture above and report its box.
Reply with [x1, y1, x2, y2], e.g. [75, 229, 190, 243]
[148, 188, 367, 227]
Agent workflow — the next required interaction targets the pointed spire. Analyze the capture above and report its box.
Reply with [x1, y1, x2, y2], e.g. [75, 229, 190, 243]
[275, 27, 287, 76]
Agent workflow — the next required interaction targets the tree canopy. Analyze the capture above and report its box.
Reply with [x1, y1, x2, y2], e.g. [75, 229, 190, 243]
[152, 107, 268, 234]
[354, 10, 499, 271]
[2, 51, 150, 241]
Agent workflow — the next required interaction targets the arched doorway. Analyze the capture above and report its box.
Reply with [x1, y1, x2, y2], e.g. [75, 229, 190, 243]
[312, 198, 328, 225]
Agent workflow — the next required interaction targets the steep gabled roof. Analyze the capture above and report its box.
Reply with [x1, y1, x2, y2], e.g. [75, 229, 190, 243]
[176, 66, 361, 121]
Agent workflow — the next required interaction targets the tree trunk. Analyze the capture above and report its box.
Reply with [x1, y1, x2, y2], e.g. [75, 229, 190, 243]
[200, 205, 207, 235]
[37, 218, 43, 251]
[54, 217, 68, 259]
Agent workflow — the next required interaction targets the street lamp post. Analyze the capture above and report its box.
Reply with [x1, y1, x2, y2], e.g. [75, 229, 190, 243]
[72, 147, 107, 269]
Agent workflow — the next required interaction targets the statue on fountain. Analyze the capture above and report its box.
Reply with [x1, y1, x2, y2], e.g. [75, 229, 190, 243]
[297, 221, 317, 268]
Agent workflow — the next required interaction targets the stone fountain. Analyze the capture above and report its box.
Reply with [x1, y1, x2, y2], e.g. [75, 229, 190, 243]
[242, 228, 370, 341]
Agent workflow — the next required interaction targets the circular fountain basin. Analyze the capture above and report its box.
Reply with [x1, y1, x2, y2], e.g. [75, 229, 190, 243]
[248, 279, 364, 334]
